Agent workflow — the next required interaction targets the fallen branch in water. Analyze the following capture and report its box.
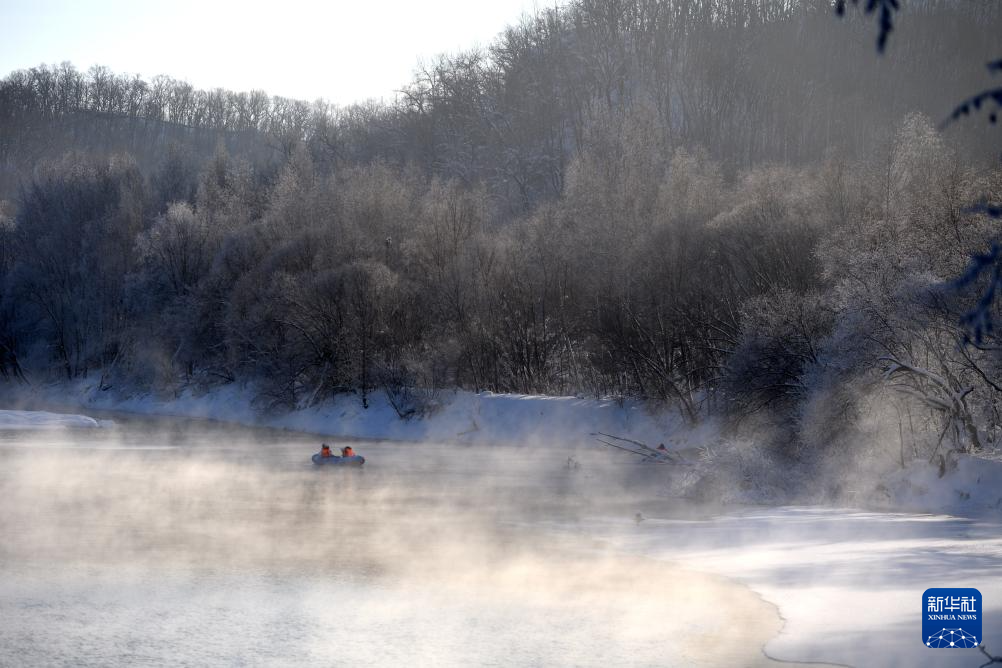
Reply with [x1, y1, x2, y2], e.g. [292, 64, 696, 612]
[593, 431, 653, 450]
[591, 434, 689, 466]
[593, 436, 664, 461]
[592, 432, 681, 463]
[980, 645, 1002, 668]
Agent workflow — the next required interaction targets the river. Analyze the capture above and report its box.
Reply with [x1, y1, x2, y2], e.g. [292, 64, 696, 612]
[0, 413, 998, 667]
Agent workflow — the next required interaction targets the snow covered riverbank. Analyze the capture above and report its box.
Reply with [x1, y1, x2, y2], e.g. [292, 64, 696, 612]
[0, 380, 701, 450]
[0, 409, 104, 430]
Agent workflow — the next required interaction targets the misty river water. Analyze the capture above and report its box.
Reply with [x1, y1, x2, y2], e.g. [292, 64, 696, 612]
[0, 413, 797, 667]
[9, 413, 998, 667]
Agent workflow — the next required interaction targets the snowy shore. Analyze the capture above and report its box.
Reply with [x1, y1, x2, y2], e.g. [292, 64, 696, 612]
[0, 408, 103, 430]
[0, 379, 701, 449]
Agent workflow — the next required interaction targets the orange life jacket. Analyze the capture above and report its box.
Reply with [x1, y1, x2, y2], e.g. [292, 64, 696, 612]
[343, 447, 355, 457]
[321, 446, 332, 457]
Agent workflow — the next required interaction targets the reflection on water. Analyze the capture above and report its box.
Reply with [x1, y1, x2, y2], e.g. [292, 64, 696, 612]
[0, 417, 780, 667]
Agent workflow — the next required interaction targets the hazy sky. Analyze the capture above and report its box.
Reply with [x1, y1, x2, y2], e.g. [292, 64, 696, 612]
[0, 0, 546, 105]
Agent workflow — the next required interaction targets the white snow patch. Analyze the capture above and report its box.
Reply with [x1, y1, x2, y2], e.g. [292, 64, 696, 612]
[557, 507, 1002, 668]
[0, 409, 103, 430]
[3, 380, 702, 451]
[883, 455, 1002, 517]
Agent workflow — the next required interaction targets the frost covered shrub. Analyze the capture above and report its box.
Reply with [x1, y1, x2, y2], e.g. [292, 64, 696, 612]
[796, 376, 865, 461]
[381, 377, 443, 420]
[673, 432, 807, 505]
[722, 289, 834, 425]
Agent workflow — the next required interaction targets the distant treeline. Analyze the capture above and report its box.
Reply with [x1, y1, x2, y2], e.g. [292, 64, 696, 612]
[1, 0, 1001, 468]
[2, 0, 1000, 205]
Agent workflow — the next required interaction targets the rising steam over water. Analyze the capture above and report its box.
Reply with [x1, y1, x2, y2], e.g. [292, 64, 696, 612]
[0, 416, 787, 667]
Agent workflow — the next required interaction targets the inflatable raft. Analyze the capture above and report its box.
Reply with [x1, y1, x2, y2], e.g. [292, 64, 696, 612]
[312, 453, 365, 466]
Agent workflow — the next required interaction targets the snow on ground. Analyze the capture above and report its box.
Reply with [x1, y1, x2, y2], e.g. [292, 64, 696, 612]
[0, 409, 103, 430]
[552, 507, 1002, 668]
[884, 455, 1002, 518]
[0, 379, 704, 450]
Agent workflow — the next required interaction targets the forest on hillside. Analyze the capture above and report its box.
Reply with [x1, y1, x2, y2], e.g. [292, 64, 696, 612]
[1, 0, 1001, 473]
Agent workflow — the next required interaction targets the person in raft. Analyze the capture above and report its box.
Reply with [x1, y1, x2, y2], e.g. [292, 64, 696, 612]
[320, 443, 333, 458]
[341, 445, 356, 458]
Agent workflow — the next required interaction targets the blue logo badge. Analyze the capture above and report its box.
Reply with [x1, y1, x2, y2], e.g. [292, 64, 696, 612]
[923, 588, 982, 648]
